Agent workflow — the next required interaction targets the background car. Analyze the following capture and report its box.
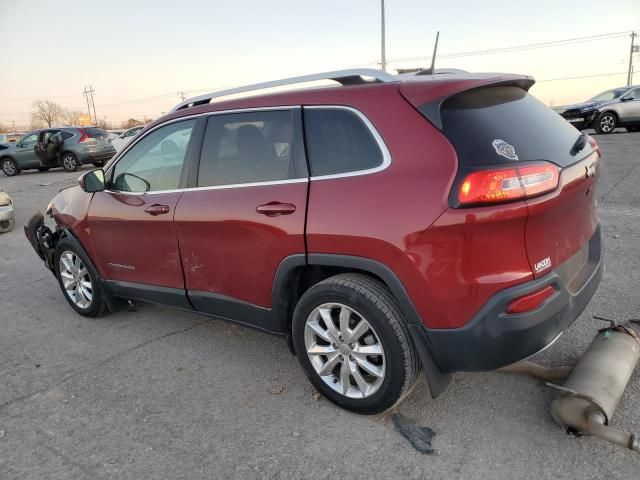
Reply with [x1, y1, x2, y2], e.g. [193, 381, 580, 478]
[0, 127, 116, 176]
[0, 189, 14, 233]
[110, 125, 145, 152]
[0, 133, 23, 144]
[558, 85, 640, 134]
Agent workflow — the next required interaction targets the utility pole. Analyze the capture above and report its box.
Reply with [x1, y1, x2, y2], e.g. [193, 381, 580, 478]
[178, 91, 186, 101]
[11, 121, 16, 132]
[380, 0, 386, 72]
[83, 85, 97, 124]
[429, 31, 440, 72]
[628, 32, 638, 86]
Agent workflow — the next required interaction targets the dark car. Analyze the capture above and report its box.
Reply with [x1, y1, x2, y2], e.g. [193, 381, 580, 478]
[0, 127, 116, 176]
[559, 85, 640, 134]
[25, 69, 602, 414]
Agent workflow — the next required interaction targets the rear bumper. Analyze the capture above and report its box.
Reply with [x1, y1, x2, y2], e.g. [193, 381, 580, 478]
[78, 149, 116, 164]
[413, 224, 603, 372]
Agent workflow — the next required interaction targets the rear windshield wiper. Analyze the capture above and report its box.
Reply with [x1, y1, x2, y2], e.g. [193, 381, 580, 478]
[570, 131, 589, 156]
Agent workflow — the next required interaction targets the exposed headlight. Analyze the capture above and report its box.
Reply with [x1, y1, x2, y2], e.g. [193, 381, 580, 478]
[0, 191, 12, 207]
[46, 201, 53, 216]
[580, 107, 595, 113]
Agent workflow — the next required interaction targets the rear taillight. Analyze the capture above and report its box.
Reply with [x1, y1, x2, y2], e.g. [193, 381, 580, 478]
[506, 285, 555, 314]
[77, 129, 88, 143]
[588, 136, 601, 157]
[458, 163, 559, 206]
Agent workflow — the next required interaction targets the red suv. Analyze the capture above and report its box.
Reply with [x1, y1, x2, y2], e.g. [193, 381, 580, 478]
[25, 69, 602, 414]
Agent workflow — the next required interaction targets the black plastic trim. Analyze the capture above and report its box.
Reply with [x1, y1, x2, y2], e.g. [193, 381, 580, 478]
[188, 290, 268, 328]
[268, 254, 307, 332]
[106, 280, 192, 310]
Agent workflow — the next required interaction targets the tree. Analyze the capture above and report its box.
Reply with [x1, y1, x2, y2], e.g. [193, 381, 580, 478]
[0, 122, 8, 133]
[63, 109, 83, 126]
[31, 100, 64, 128]
[123, 118, 143, 128]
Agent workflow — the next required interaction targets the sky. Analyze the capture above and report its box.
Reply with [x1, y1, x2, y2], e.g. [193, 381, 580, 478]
[0, 0, 638, 129]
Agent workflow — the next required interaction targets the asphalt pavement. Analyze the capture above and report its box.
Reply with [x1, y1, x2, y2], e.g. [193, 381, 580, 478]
[1, 132, 640, 479]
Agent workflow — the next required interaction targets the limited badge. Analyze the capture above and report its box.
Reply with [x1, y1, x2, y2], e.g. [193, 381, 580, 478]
[492, 139, 519, 161]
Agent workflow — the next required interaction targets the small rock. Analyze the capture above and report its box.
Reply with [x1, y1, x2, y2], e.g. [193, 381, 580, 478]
[35, 364, 41, 368]
[270, 384, 285, 395]
[613, 234, 620, 239]
[176, 367, 184, 372]
[0, 430, 5, 438]
[292, 431, 300, 438]
[312, 391, 321, 401]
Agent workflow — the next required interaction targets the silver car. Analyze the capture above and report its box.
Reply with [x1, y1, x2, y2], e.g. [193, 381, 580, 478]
[0, 189, 14, 233]
[0, 127, 116, 176]
[559, 85, 640, 134]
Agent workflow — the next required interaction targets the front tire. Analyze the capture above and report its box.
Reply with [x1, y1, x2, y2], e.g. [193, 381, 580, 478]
[54, 239, 106, 317]
[1, 158, 20, 176]
[292, 273, 420, 414]
[595, 112, 617, 134]
[61, 152, 79, 172]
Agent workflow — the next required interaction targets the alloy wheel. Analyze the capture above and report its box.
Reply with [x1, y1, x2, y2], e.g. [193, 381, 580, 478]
[304, 303, 386, 399]
[3, 160, 16, 175]
[600, 114, 615, 133]
[63, 154, 76, 170]
[59, 251, 93, 309]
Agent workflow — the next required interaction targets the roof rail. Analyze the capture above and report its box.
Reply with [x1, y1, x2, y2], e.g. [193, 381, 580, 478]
[171, 68, 397, 112]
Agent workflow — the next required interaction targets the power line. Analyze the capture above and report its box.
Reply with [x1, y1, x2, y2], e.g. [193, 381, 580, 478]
[536, 71, 628, 82]
[389, 31, 632, 63]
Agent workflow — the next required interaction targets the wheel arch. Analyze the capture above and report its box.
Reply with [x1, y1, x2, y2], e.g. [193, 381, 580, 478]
[270, 253, 452, 398]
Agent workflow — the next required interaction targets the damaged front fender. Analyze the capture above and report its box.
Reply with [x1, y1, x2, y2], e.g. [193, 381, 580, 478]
[24, 212, 60, 272]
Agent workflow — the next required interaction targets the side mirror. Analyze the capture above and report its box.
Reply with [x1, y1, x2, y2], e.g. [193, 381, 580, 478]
[78, 169, 105, 193]
[621, 96, 634, 102]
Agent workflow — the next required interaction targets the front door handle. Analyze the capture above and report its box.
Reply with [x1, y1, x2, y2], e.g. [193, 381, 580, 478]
[256, 202, 296, 217]
[144, 204, 170, 216]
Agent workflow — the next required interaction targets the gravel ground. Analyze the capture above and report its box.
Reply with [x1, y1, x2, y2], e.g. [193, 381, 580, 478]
[1, 132, 639, 479]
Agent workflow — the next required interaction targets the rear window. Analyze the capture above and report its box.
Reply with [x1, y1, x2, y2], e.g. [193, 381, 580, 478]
[84, 127, 109, 139]
[303, 108, 383, 176]
[438, 86, 590, 168]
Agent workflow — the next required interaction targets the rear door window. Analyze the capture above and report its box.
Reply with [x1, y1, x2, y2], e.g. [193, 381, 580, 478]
[303, 108, 383, 176]
[197, 109, 306, 187]
[438, 86, 593, 168]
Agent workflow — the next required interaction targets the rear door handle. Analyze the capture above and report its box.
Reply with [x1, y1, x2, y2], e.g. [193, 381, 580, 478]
[256, 202, 296, 217]
[144, 204, 170, 216]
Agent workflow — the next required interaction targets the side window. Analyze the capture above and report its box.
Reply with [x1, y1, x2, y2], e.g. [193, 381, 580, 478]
[111, 119, 195, 192]
[20, 133, 38, 147]
[197, 109, 305, 187]
[60, 131, 75, 140]
[628, 88, 640, 100]
[303, 108, 383, 176]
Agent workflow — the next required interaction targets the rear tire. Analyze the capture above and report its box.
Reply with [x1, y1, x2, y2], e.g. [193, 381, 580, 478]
[61, 152, 79, 172]
[292, 273, 420, 414]
[1, 158, 20, 176]
[595, 112, 617, 134]
[54, 238, 107, 317]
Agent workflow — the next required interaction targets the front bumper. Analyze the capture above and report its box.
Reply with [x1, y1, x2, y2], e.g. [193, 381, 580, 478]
[412, 225, 603, 372]
[561, 110, 598, 130]
[0, 204, 15, 233]
[24, 212, 57, 270]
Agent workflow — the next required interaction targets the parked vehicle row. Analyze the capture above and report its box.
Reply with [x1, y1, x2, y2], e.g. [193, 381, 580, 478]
[25, 69, 603, 414]
[557, 85, 640, 134]
[0, 127, 116, 176]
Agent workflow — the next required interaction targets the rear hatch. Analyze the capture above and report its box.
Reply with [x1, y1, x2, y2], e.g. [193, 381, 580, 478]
[403, 82, 600, 280]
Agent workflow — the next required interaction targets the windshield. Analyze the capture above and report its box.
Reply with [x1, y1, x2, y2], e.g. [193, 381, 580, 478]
[588, 88, 627, 103]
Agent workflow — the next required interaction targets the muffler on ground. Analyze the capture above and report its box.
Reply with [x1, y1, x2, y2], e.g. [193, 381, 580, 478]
[550, 321, 640, 452]
[503, 320, 640, 453]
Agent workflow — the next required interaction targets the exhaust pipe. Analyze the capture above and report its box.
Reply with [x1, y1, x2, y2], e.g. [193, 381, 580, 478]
[551, 321, 640, 452]
[501, 319, 640, 453]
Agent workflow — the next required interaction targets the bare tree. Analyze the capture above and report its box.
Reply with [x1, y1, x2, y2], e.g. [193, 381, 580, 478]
[123, 118, 143, 128]
[31, 100, 64, 128]
[0, 122, 8, 133]
[63, 109, 83, 126]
